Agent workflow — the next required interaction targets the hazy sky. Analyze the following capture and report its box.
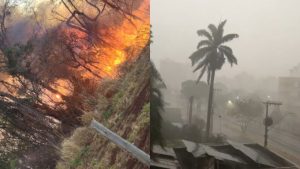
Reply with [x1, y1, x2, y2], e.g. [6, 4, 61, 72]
[151, 0, 300, 78]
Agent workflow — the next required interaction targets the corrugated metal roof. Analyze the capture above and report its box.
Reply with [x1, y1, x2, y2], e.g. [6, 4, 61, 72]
[177, 139, 298, 169]
[227, 140, 278, 167]
[152, 145, 176, 157]
[182, 140, 246, 163]
[151, 145, 180, 169]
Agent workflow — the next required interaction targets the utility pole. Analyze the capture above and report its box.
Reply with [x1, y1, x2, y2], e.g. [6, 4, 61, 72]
[262, 101, 282, 148]
[218, 114, 222, 135]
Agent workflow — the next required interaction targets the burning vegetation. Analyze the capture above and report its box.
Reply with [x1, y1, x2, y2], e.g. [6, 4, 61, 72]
[0, 0, 149, 168]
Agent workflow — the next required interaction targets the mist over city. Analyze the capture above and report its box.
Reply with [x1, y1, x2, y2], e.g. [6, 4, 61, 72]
[151, 0, 300, 168]
[1, 0, 300, 168]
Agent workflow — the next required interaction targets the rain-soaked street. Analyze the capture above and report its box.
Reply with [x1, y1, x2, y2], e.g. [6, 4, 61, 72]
[218, 114, 300, 166]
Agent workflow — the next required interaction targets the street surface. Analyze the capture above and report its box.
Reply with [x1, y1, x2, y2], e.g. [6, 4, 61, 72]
[214, 115, 300, 167]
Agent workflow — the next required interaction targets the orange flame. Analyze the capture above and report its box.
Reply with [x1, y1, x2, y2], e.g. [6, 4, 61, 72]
[76, 0, 150, 79]
[45, 0, 149, 105]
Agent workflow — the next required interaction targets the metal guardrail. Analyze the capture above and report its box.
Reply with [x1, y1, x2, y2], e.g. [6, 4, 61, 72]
[90, 119, 151, 166]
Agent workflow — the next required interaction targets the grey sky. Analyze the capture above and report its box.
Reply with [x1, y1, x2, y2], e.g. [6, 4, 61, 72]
[151, 0, 300, 78]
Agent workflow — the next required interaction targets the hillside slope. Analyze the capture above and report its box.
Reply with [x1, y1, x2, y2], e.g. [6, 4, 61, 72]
[56, 44, 150, 169]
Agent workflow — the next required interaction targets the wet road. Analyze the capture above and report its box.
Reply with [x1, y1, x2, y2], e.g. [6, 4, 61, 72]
[214, 115, 300, 166]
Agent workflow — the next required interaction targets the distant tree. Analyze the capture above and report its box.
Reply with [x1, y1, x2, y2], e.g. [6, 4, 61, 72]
[228, 98, 263, 132]
[189, 20, 239, 138]
[181, 80, 208, 117]
[214, 82, 228, 94]
[270, 108, 283, 125]
[212, 82, 228, 111]
[161, 119, 205, 142]
[181, 80, 208, 100]
[150, 61, 165, 152]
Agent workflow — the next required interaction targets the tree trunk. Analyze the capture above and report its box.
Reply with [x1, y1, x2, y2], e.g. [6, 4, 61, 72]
[188, 96, 194, 125]
[206, 69, 215, 139]
[196, 100, 201, 115]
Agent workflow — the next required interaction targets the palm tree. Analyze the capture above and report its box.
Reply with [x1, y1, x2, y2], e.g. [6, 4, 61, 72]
[189, 20, 238, 139]
[150, 61, 166, 156]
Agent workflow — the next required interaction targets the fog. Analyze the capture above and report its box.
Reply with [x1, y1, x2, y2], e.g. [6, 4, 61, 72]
[151, 0, 300, 79]
[151, 1, 300, 164]
[150, 0, 300, 105]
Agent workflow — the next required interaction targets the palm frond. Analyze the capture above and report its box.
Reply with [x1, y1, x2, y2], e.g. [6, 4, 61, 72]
[197, 29, 213, 41]
[220, 45, 233, 53]
[218, 20, 227, 40]
[227, 53, 237, 65]
[151, 62, 165, 148]
[197, 40, 212, 49]
[218, 20, 227, 32]
[190, 20, 238, 84]
[151, 61, 166, 88]
[208, 24, 219, 42]
[220, 50, 232, 65]
[189, 46, 211, 66]
[219, 46, 237, 65]
[215, 51, 226, 69]
[152, 88, 163, 100]
[222, 34, 239, 43]
[193, 57, 209, 72]
[196, 65, 207, 83]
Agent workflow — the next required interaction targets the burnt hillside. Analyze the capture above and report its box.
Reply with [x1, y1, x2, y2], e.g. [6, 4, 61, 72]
[56, 44, 150, 169]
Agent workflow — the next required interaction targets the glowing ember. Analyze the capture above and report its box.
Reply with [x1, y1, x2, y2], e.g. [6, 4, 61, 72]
[55, 94, 61, 99]
[40, 79, 74, 107]
[114, 58, 122, 65]
[113, 50, 125, 65]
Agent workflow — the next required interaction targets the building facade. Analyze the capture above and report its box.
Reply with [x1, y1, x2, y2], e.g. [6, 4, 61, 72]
[278, 77, 300, 113]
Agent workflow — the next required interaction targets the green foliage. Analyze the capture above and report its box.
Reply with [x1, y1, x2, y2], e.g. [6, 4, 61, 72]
[0, 156, 18, 169]
[103, 108, 112, 120]
[3, 42, 33, 76]
[227, 98, 263, 132]
[189, 20, 239, 83]
[142, 103, 150, 113]
[9, 159, 17, 169]
[0, 110, 33, 169]
[85, 97, 98, 108]
[189, 20, 239, 138]
[150, 62, 165, 148]
[228, 98, 263, 119]
[57, 44, 150, 169]
[70, 146, 90, 168]
[181, 80, 208, 99]
[161, 120, 225, 143]
[128, 103, 149, 142]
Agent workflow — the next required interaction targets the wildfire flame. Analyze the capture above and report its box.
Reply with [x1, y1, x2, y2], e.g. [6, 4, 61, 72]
[49, 0, 149, 104]
[0, 0, 149, 106]
[72, 0, 150, 79]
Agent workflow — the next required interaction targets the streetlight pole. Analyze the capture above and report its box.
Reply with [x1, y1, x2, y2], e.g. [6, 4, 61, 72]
[262, 101, 282, 148]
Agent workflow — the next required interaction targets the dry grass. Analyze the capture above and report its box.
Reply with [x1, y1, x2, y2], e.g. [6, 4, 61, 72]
[56, 45, 150, 169]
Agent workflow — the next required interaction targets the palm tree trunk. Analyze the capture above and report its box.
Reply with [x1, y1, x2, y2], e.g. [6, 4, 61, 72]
[206, 69, 215, 139]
